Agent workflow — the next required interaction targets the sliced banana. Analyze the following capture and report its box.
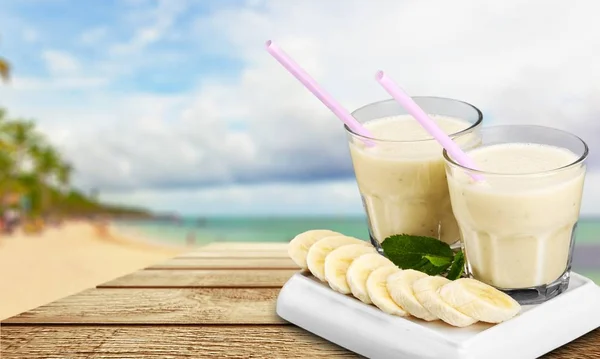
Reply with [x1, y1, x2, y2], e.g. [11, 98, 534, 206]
[366, 266, 409, 317]
[288, 229, 342, 269]
[438, 278, 521, 323]
[347, 253, 395, 304]
[387, 269, 437, 321]
[324, 244, 376, 294]
[306, 235, 371, 281]
[413, 276, 478, 327]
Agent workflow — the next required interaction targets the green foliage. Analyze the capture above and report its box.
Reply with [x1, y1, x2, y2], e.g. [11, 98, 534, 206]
[381, 234, 465, 280]
[0, 58, 9, 83]
[447, 251, 465, 280]
[0, 107, 150, 220]
[381, 234, 455, 269]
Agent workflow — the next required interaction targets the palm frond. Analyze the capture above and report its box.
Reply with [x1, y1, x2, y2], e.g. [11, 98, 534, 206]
[0, 58, 10, 82]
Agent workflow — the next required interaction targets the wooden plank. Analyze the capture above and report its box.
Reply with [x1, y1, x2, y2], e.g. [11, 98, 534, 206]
[176, 250, 288, 259]
[544, 328, 600, 358]
[148, 257, 299, 270]
[99, 269, 297, 288]
[0, 325, 360, 359]
[2, 326, 599, 358]
[199, 242, 289, 251]
[3, 288, 284, 324]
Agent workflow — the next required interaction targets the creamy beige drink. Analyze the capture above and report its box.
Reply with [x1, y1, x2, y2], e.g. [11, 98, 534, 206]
[446, 143, 586, 290]
[347, 114, 480, 245]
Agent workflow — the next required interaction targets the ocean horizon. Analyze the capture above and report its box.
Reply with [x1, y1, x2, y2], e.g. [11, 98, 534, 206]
[112, 215, 600, 284]
[113, 215, 600, 246]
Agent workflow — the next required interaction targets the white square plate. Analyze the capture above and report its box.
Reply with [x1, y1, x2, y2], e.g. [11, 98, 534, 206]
[276, 272, 600, 359]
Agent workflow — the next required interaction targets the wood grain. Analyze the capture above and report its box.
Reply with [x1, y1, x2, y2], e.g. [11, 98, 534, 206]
[99, 269, 297, 288]
[176, 250, 288, 259]
[198, 242, 290, 251]
[543, 328, 600, 358]
[2, 326, 599, 358]
[0, 325, 360, 359]
[4, 240, 598, 359]
[148, 257, 299, 270]
[3, 288, 285, 324]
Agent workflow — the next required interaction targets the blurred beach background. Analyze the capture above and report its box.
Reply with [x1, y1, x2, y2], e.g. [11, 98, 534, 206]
[1, 0, 600, 320]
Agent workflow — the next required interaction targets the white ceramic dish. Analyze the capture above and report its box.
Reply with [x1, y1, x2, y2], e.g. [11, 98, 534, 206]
[276, 271, 600, 359]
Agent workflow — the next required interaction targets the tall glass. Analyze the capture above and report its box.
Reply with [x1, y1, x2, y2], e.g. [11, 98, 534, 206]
[443, 125, 588, 304]
[345, 97, 483, 250]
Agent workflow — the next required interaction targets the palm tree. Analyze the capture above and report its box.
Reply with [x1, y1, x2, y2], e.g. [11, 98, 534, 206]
[4, 120, 40, 174]
[0, 57, 9, 83]
[0, 33, 10, 83]
[31, 145, 62, 217]
[56, 162, 73, 193]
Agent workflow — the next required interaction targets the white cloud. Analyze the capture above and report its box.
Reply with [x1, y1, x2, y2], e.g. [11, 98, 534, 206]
[100, 171, 600, 217]
[78, 27, 109, 46]
[109, 0, 188, 55]
[8, 76, 108, 91]
[42, 50, 82, 76]
[99, 179, 364, 216]
[3, 0, 600, 215]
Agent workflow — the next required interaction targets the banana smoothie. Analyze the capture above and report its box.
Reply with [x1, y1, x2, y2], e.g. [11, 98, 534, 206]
[347, 114, 480, 245]
[446, 140, 586, 292]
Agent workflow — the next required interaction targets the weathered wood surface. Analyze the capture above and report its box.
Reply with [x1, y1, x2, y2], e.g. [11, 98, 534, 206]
[99, 269, 297, 288]
[148, 257, 298, 270]
[177, 250, 289, 258]
[3, 287, 284, 324]
[198, 242, 290, 251]
[1, 242, 599, 359]
[544, 329, 600, 359]
[1, 326, 598, 359]
[0, 326, 359, 359]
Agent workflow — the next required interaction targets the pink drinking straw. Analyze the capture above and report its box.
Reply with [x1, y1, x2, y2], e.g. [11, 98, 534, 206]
[265, 40, 374, 144]
[375, 71, 483, 181]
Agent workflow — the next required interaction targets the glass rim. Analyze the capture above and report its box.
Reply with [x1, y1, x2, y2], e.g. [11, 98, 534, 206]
[443, 124, 589, 176]
[344, 96, 484, 143]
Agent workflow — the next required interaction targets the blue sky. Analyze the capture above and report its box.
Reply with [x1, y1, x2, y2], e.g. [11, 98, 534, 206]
[1, 0, 600, 216]
[0, 0, 244, 93]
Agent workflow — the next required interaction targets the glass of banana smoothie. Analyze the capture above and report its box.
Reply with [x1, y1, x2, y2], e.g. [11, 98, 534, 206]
[345, 97, 483, 249]
[444, 125, 588, 304]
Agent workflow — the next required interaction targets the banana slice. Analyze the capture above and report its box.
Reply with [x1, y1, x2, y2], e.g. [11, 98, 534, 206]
[306, 235, 371, 281]
[347, 253, 395, 304]
[413, 276, 478, 327]
[324, 244, 376, 294]
[288, 229, 342, 269]
[438, 278, 521, 323]
[366, 266, 409, 317]
[386, 269, 437, 321]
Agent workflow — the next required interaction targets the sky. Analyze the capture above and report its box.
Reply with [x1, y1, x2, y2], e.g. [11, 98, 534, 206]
[1, 0, 600, 216]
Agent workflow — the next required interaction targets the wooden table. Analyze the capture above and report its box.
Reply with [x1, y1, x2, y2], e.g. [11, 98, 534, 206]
[1, 242, 599, 358]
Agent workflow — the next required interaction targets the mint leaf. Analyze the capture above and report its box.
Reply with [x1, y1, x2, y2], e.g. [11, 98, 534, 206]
[381, 234, 454, 269]
[423, 255, 452, 267]
[447, 250, 465, 280]
[418, 260, 452, 276]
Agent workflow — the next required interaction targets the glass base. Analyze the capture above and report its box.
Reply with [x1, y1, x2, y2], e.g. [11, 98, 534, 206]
[369, 235, 384, 255]
[492, 270, 571, 305]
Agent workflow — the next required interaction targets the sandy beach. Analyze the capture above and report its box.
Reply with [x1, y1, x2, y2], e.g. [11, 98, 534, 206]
[0, 220, 185, 320]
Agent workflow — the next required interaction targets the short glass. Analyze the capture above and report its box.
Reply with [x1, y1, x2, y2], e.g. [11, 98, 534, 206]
[443, 125, 588, 304]
[344, 97, 483, 250]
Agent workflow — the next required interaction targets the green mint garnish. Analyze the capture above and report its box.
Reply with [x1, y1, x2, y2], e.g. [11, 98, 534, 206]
[423, 255, 453, 267]
[381, 234, 454, 269]
[446, 250, 465, 280]
[381, 234, 464, 280]
[418, 260, 452, 276]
